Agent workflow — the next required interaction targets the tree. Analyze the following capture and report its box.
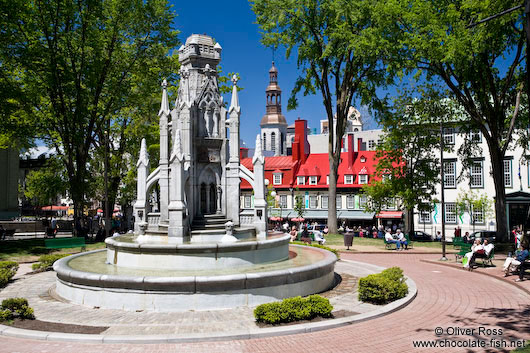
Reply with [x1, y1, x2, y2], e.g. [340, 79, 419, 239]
[366, 87, 452, 237]
[0, 0, 180, 222]
[24, 157, 67, 207]
[293, 188, 306, 230]
[251, 0, 393, 233]
[455, 189, 494, 233]
[373, 0, 526, 241]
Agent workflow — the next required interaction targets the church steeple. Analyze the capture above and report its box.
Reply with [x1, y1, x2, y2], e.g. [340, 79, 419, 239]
[260, 61, 287, 126]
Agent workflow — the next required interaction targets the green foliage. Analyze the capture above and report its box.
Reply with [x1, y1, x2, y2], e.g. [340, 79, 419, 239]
[24, 157, 67, 206]
[31, 254, 70, 271]
[293, 188, 306, 219]
[291, 241, 339, 259]
[0, 261, 19, 287]
[254, 295, 333, 325]
[358, 267, 408, 305]
[0, 0, 180, 217]
[455, 189, 494, 227]
[1, 298, 35, 320]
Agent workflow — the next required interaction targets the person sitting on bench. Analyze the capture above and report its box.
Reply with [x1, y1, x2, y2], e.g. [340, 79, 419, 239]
[503, 244, 529, 277]
[469, 239, 494, 269]
[396, 229, 408, 250]
[385, 229, 400, 250]
[463, 239, 483, 269]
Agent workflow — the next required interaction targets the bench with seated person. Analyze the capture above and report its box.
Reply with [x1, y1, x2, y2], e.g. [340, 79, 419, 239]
[384, 229, 400, 250]
[469, 239, 494, 269]
[503, 244, 529, 280]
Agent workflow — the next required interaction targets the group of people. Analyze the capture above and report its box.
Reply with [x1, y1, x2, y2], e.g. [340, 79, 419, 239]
[462, 238, 494, 270]
[384, 228, 408, 250]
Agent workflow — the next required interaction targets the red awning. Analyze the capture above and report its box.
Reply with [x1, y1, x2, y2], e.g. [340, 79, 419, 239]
[376, 211, 403, 219]
[291, 217, 305, 222]
[41, 205, 69, 211]
[269, 216, 283, 221]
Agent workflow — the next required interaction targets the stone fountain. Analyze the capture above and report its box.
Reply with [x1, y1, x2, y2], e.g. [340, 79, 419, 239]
[53, 34, 336, 311]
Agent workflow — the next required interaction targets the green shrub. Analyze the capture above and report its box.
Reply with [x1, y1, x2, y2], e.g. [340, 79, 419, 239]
[1, 298, 35, 320]
[358, 267, 408, 305]
[292, 241, 339, 259]
[254, 295, 333, 325]
[32, 253, 69, 271]
[0, 261, 18, 287]
[0, 309, 12, 321]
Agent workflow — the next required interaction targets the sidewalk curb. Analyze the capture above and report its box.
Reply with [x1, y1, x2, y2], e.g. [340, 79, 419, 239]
[420, 259, 530, 296]
[0, 260, 417, 344]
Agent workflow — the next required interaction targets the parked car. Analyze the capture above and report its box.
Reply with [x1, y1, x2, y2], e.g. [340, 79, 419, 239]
[469, 230, 496, 243]
[412, 231, 433, 242]
[308, 224, 327, 245]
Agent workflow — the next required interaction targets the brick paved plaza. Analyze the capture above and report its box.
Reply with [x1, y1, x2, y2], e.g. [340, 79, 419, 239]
[0, 252, 528, 352]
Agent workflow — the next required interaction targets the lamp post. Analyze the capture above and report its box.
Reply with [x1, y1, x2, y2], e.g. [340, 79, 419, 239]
[440, 121, 447, 261]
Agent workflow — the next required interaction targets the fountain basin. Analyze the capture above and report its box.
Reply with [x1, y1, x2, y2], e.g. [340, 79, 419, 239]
[53, 244, 337, 311]
[105, 233, 291, 270]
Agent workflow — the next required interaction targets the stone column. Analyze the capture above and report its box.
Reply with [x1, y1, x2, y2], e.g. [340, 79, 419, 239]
[158, 80, 170, 224]
[216, 185, 222, 214]
[133, 138, 150, 233]
[226, 75, 241, 225]
[168, 129, 189, 243]
[252, 134, 267, 239]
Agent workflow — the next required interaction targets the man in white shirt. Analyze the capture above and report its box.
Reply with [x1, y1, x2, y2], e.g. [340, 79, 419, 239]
[396, 229, 408, 250]
[385, 229, 400, 250]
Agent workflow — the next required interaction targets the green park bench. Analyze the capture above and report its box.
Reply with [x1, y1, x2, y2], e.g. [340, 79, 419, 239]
[44, 237, 86, 252]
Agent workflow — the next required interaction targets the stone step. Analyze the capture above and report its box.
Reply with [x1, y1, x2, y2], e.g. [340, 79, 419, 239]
[203, 214, 227, 219]
[192, 218, 230, 226]
[191, 223, 226, 230]
[190, 228, 226, 236]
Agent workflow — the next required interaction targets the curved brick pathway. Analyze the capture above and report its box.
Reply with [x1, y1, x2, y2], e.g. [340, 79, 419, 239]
[1, 253, 529, 352]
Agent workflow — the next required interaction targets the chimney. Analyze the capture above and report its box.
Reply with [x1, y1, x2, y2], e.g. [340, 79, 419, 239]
[239, 147, 249, 159]
[347, 134, 355, 166]
[293, 118, 310, 163]
[357, 137, 363, 152]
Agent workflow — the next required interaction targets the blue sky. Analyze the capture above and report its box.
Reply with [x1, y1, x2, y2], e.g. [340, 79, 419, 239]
[169, 0, 378, 148]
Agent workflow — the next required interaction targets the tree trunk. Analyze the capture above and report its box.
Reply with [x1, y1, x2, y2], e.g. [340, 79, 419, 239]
[328, 156, 338, 234]
[488, 142, 508, 242]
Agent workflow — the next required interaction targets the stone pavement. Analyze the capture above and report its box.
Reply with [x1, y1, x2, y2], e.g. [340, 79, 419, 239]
[0, 252, 529, 352]
[0, 261, 404, 337]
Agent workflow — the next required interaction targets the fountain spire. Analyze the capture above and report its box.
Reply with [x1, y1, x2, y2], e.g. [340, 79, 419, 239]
[229, 75, 240, 113]
[158, 79, 170, 117]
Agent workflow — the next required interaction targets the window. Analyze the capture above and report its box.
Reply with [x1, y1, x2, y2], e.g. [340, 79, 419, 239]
[359, 174, 368, 184]
[297, 176, 305, 185]
[419, 211, 431, 223]
[309, 176, 318, 185]
[279, 195, 287, 208]
[273, 173, 282, 185]
[470, 130, 482, 143]
[326, 175, 329, 185]
[368, 140, 376, 150]
[346, 195, 354, 209]
[262, 134, 266, 150]
[470, 161, 483, 188]
[309, 195, 317, 209]
[443, 127, 455, 145]
[321, 196, 328, 209]
[382, 174, 391, 182]
[472, 206, 484, 224]
[385, 197, 396, 210]
[271, 132, 276, 153]
[244, 195, 251, 208]
[504, 159, 512, 187]
[344, 174, 354, 184]
[360, 156, 367, 163]
[445, 203, 456, 223]
[443, 160, 456, 188]
[359, 195, 367, 209]
[336, 195, 342, 209]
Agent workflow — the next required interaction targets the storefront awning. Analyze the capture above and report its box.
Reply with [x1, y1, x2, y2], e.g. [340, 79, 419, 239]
[376, 211, 403, 219]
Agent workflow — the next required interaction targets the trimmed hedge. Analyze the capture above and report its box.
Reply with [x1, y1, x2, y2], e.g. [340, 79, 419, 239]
[0, 297, 34, 321]
[32, 253, 70, 271]
[254, 295, 333, 325]
[358, 267, 408, 305]
[291, 241, 339, 259]
[0, 261, 19, 287]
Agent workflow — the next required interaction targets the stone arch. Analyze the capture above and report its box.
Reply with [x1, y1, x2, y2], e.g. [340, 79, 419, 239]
[198, 165, 221, 215]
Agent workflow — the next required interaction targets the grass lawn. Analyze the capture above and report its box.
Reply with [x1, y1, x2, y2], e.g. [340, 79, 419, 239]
[0, 239, 106, 262]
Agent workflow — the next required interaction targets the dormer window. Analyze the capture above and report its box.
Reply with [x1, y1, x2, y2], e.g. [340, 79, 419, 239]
[297, 176, 305, 185]
[360, 156, 366, 163]
[344, 175, 354, 184]
[273, 173, 282, 185]
[309, 176, 318, 185]
[359, 174, 368, 184]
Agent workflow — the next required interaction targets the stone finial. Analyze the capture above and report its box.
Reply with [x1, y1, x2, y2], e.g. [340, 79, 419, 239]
[170, 129, 184, 162]
[253, 134, 264, 164]
[137, 138, 149, 167]
[229, 75, 240, 114]
[158, 79, 170, 117]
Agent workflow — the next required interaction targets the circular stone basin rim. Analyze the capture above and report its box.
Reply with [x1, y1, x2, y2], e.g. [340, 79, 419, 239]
[53, 245, 337, 293]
